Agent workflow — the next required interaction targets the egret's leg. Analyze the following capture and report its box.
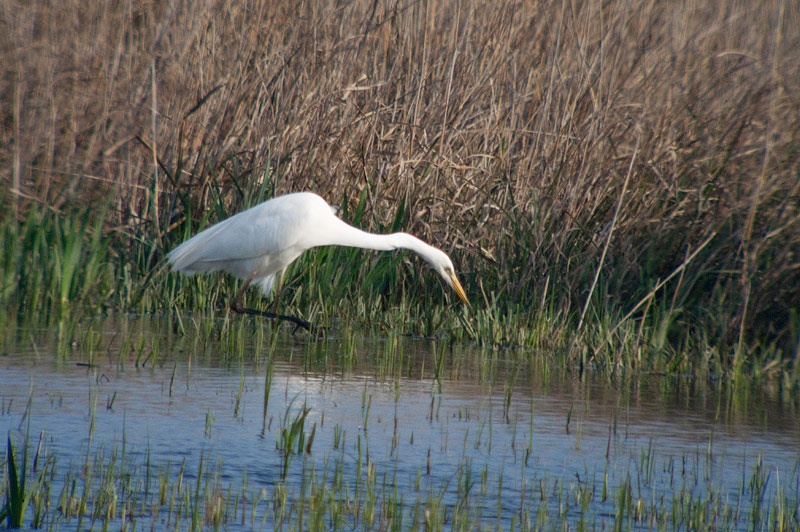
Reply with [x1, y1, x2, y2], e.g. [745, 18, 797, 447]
[272, 268, 285, 314]
[229, 274, 312, 333]
[230, 277, 254, 311]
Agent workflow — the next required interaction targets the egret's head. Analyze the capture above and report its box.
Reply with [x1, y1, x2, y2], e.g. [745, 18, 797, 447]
[425, 248, 469, 306]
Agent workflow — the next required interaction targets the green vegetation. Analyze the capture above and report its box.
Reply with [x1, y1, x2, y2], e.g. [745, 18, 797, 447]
[2, 431, 52, 528]
[1, 0, 799, 377]
[2, 436, 27, 528]
[3, 434, 797, 531]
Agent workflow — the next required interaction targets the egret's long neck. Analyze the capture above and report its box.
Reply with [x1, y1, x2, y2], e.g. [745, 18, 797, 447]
[320, 217, 434, 258]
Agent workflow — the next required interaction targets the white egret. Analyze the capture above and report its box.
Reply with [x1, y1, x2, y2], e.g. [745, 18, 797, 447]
[167, 192, 469, 330]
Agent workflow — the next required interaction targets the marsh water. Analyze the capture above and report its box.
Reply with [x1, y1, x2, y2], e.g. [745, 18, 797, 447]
[1, 317, 798, 530]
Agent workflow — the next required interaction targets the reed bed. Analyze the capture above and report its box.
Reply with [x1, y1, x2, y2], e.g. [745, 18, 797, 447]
[1, 0, 799, 375]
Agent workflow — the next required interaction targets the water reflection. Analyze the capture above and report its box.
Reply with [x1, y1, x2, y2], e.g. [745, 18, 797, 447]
[1, 317, 798, 530]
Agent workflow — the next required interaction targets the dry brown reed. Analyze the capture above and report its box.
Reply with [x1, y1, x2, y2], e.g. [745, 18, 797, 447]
[2, 0, 799, 359]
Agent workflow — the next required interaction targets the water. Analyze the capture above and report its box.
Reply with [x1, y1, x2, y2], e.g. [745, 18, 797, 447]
[1, 317, 798, 530]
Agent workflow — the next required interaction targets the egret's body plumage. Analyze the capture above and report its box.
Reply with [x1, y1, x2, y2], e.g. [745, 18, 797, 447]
[168, 192, 468, 328]
[169, 193, 332, 294]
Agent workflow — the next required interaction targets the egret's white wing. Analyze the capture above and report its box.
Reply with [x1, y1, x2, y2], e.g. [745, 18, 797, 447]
[167, 192, 336, 283]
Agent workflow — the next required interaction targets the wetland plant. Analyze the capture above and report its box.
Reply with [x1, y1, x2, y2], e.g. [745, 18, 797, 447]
[2, 432, 52, 529]
[277, 398, 314, 480]
[2, 435, 27, 528]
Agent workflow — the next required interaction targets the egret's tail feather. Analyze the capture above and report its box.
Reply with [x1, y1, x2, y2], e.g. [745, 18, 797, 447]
[167, 222, 229, 274]
[255, 275, 275, 295]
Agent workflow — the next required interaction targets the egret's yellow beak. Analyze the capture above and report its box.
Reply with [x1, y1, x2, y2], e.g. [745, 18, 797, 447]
[448, 272, 469, 306]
